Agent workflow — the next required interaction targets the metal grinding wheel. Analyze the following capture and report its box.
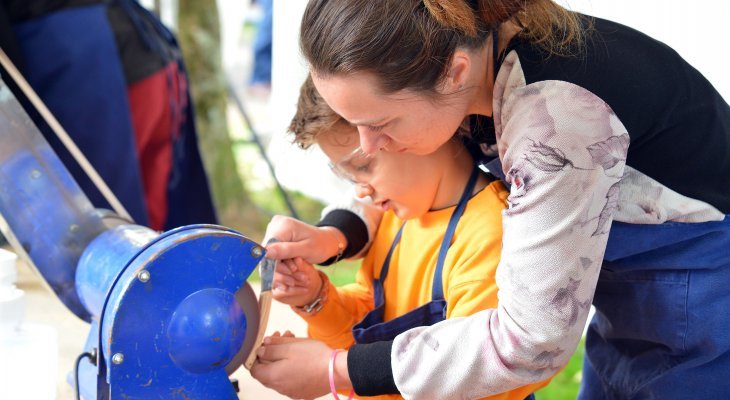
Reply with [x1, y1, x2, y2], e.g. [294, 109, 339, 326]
[225, 282, 260, 375]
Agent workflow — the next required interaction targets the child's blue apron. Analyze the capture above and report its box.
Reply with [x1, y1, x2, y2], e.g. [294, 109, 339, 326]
[352, 165, 537, 400]
[579, 216, 730, 399]
[351, 167, 480, 344]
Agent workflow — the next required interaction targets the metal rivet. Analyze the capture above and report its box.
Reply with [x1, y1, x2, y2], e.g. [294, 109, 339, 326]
[112, 353, 124, 365]
[137, 270, 151, 283]
[69, 224, 79, 233]
[251, 246, 263, 258]
[30, 170, 41, 179]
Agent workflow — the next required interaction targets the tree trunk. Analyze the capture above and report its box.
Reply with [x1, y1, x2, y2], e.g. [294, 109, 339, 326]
[177, 0, 266, 238]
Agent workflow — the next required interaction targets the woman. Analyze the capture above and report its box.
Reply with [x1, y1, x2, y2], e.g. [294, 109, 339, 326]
[252, 0, 730, 398]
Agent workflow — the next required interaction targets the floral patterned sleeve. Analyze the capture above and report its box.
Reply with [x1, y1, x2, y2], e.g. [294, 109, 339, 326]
[390, 52, 630, 399]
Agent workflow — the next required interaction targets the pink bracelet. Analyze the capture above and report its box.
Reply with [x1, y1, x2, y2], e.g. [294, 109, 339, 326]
[329, 349, 355, 400]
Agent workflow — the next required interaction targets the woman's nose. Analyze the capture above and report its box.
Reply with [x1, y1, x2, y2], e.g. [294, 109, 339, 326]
[357, 128, 389, 154]
[354, 183, 373, 199]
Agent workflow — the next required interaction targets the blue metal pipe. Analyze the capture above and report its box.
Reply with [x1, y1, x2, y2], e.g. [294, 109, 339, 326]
[0, 76, 107, 321]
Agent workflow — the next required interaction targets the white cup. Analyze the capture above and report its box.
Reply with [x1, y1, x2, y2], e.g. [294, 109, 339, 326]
[0, 285, 25, 333]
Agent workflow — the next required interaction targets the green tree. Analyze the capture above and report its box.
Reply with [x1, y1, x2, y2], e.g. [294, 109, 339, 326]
[177, 0, 266, 238]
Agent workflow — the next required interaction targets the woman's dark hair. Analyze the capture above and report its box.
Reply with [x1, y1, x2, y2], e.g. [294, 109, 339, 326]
[300, 0, 586, 95]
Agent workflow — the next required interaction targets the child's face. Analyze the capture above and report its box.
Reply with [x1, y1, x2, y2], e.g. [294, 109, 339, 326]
[318, 127, 443, 220]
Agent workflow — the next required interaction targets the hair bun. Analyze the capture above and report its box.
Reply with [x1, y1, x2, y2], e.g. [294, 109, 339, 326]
[475, 0, 527, 25]
[424, 0, 527, 32]
[423, 0, 478, 36]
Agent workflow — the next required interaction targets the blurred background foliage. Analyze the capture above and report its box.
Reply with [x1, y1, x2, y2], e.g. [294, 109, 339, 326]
[176, 0, 325, 242]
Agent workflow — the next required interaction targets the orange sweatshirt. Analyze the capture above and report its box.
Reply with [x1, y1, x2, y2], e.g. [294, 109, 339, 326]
[301, 180, 552, 399]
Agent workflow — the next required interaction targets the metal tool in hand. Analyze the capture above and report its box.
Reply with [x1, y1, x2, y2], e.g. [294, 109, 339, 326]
[244, 238, 279, 369]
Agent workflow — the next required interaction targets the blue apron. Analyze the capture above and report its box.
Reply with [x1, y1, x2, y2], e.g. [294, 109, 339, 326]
[480, 156, 730, 398]
[13, 4, 149, 225]
[351, 166, 480, 344]
[352, 165, 537, 400]
[579, 217, 730, 399]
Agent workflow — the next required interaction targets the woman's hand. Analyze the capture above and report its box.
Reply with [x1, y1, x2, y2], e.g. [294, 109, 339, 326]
[264, 215, 346, 264]
[250, 335, 351, 399]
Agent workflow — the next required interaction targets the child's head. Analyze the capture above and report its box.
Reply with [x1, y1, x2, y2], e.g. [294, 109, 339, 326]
[290, 76, 472, 220]
[289, 75, 353, 150]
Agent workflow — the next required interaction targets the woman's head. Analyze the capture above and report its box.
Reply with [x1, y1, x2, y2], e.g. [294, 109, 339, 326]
[301, 0, 585, 154]
[301, 0, 493, 96]
[302, 0, 584, 91]
[290, 76, 472, 220]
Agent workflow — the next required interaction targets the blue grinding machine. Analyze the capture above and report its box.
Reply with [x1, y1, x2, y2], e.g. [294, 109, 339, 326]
[0, 70, 266, 398]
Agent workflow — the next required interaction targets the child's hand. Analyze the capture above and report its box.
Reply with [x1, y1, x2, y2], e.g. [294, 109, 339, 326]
[251, 336, 335, 399]
[272, 257, 323, 307]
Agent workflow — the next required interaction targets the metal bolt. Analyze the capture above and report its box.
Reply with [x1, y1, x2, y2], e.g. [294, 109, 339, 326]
[137, 270, 151, 283]
[251, 246, 263, 258]
[111, 353, 124, 365]
[30, 170, 41, 179]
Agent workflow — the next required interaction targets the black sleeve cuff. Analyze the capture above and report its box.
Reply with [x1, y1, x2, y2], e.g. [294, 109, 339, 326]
[347, 341, 399, 396]
[316, 209, 369, 266]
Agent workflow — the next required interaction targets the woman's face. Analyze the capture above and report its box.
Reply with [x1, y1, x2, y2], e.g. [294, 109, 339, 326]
[312, 72, 468, 156]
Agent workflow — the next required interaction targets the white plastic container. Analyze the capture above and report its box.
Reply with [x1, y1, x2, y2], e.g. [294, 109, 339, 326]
[0, 248, 17, 286]
[0, 248, 23, 332]
[0, 322, 58, 400]
[0, 248, 58, 400]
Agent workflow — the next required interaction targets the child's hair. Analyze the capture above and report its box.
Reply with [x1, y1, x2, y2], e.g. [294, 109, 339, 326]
[288, 75, 352, 149]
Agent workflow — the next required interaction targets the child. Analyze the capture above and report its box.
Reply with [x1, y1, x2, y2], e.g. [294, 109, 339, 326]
[271, 76, 552, 400]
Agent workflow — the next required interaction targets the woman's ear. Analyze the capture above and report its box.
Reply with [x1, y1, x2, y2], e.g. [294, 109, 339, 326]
[444, 48, 472, 92]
